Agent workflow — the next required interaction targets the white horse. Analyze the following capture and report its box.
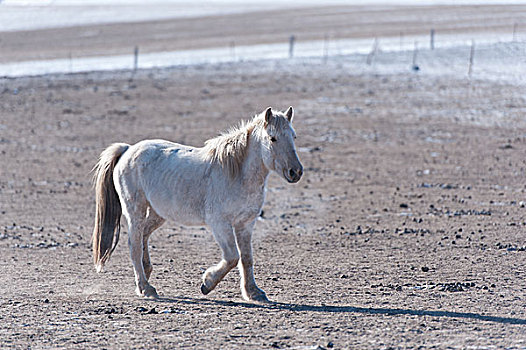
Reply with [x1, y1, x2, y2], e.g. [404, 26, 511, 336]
[92, 107, 303, 302]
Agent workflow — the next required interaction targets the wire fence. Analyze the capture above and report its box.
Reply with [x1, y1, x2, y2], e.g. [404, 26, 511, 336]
[1, 28, 525, 83]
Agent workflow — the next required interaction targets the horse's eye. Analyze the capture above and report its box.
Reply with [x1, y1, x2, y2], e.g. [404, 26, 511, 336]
[270, 136, 277, 142]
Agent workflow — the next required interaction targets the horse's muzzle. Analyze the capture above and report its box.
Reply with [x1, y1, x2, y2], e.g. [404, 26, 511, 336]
[285, 166, 303, 183]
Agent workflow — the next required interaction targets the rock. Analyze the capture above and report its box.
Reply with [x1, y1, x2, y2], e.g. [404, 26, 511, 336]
[421, 266, 429, 272]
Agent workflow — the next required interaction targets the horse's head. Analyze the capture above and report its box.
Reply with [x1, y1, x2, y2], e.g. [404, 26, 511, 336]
[260, 106, 303, 183]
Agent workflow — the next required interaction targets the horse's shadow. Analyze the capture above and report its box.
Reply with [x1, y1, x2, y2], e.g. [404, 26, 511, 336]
[153, 296, 526, 325]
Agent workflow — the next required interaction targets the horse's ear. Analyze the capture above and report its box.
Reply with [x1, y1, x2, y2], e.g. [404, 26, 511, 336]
[264, 107, 273, 125]
[285, 106, 294, 123]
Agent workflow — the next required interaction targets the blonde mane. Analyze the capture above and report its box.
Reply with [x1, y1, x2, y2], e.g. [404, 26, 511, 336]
[201, 115, 262, 178]
[201, 110, 291, 178]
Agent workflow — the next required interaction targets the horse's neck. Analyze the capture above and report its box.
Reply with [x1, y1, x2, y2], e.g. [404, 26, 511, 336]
[240, 131, 269, 189]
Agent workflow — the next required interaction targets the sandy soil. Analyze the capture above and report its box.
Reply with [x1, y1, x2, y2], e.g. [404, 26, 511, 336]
[1, 55, 526, 348]
[2, 4, 526, 63]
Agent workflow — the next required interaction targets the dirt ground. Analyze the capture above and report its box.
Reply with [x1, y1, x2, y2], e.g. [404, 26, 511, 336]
[1, 56, 525, 349]
[2, 5, 526, 349]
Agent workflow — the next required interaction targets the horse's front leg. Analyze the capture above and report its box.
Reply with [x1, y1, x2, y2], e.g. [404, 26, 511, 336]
[235, 222, 268, 303]
[201, 222, 239, 295]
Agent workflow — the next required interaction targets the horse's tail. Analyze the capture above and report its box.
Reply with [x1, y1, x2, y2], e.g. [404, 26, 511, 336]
[92, 143, 129, 272]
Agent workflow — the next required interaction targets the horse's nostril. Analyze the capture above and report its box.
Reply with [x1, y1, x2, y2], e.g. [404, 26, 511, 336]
[289, 168, 295, 178]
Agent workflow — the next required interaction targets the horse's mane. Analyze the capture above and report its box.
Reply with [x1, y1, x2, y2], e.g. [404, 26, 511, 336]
[201, 110, 291, 178]
[201, 115, 263, 178]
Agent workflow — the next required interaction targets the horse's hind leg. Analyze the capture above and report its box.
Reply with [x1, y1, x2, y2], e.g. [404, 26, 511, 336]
[142, 207, 165, 281]
[121, 197, 161, 298]
[201, 221, 239, 295]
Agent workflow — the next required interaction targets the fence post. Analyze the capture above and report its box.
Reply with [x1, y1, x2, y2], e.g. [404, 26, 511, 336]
[323, 34, 329, 64]
[289, 35, 295, 58]
[430, 29, 435, 50]
[133, 46, 139, 72]
[468, 40, 475, 77]
[366, 38, 378, 65]
[230, 41, 236, 61]
[412, 41, 419, 71]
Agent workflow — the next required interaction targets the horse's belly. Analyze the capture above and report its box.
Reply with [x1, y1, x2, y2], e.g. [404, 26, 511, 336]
[170, 209, 206, 226]
[147, 192, 206, 227]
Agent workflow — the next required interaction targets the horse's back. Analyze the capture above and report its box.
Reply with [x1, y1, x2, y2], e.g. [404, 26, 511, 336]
[121, 139, 198, 166]
[131, 139, 191, 157]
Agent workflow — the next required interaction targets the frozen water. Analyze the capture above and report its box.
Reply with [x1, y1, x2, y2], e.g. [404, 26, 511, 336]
[2, 0, 526, 32]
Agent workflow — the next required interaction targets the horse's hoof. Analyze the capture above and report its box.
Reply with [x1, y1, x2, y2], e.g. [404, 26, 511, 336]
[200, 283, 211, 295]
[143, 285, 159, 299]
[251, 293, 270, 303]
[244, 289, 269, 303]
